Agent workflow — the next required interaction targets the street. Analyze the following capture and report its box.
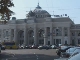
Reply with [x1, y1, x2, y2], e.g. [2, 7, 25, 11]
[0, 49, 59, 60]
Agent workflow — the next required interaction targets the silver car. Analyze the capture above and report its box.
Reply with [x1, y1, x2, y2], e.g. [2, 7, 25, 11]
[70, 47, 80, 58]
[68, 53, 80, 60]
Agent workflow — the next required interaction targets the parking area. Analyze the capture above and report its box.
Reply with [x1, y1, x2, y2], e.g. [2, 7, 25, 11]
[0, 49, 59, 60]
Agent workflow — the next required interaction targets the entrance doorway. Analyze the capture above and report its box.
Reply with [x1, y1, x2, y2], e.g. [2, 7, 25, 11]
[48, 41, 50, 45]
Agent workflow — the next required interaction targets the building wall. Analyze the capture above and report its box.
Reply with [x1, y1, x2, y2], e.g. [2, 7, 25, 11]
[0, 17, 79, 46]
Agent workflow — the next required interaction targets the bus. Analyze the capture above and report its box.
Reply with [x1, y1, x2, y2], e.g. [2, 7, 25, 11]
[2, 42, 18, 49]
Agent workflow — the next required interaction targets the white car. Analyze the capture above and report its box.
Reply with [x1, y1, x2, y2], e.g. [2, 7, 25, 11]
[51, 45, 57, 49]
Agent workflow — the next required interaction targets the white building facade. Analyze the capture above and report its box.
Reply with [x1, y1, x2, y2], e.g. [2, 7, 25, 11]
[0, 4, 80, 46]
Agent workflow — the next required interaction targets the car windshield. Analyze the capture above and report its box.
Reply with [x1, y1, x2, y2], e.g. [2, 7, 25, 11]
[67, 48, 76, 53]
[68, 53, 80, 60]
[61, 46, 68, 50]
[71, 48, 80, 56]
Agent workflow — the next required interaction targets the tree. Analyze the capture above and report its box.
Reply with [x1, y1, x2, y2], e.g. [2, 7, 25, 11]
[0, 0, 14, 20]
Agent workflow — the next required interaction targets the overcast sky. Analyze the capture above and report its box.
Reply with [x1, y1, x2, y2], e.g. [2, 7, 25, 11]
[10, 0, 80, 24]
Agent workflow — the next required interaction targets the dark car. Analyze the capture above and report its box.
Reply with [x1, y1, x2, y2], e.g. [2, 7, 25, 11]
[19, 45, 31, 49]
[30, 45, 38, 49]
[25, 45, 31, 49]
[1, 45, 6, 50]
[56, 46, 72, 56]
[38, 45, 50, 50]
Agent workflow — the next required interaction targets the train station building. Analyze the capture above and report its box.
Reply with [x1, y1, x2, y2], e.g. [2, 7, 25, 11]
[0, 3, 80, 46]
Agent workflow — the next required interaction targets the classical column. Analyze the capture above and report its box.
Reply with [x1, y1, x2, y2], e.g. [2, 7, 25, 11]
[50, 26, 53, 45]
[24, 27, 27, 45]
[2, 29, 4, 42]
[62, 27, 64, 45]
[75, 31, 77, 45]
[34, 25, 37, 45]
[9, 29, 12, 42]
[68, 27, 70, 45]
[44, 27, 47, 45]
[14, 28, 17, 44]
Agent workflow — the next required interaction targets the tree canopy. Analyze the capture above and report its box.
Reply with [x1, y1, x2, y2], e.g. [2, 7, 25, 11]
[0, 0, 14, 20]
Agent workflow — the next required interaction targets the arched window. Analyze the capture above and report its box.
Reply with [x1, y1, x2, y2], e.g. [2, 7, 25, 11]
[28, 30, 34, 37]
[38, 29, 44, 37]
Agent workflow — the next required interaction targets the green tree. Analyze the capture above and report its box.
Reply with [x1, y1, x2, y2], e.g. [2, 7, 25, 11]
[0, 0, 14, 20]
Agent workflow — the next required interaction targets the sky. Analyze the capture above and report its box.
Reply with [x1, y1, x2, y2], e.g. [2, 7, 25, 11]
[10, 0, 80, 24]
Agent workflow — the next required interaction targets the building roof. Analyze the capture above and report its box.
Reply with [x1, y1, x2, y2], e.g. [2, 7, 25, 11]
[27, 3, 51, 18]
[52, 17, 73, 22]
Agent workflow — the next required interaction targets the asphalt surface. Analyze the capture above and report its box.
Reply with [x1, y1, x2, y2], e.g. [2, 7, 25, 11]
[0, 49, 59, 60]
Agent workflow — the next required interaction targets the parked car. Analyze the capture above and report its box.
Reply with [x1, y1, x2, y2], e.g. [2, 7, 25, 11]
[25, 45, 31, 49]
[1, 45, 6, 50]
[38, 45, 50, 50]
[19, 45, 25, 49]
[30, 45, 38, 49]
[61, 47, 76, 57]
[56, 46, 72, 56]
[51, 45, 57, 49]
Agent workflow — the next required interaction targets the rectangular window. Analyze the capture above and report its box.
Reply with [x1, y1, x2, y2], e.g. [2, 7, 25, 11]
[78, 39, 80, 44]
[47, 27, 50, 36]
[64, 32, 68, 36]
[56, 39, 61, 45]
[72, 33, 75, 36]
[54, 39, 55, 44]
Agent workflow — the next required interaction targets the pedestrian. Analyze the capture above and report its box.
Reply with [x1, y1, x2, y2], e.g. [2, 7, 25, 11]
[57, 47, 61, 57]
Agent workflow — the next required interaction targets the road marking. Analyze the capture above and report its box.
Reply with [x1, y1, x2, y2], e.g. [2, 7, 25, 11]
[36, 55, 38, 57]
[12, 55, 14, 57]
[34, 53, 35, 54]
[37, 58, 39, 60]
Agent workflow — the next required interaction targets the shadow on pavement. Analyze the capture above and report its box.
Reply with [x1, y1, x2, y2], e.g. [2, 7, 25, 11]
[0, 52, 13, 59]
[0, 53, 59, 60]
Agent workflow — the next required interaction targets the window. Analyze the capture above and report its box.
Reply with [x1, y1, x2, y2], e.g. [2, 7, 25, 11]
[6, 31, 9, 37]
[78, 39, 80, 44]
[36, 15, 37, 18]
[56, 29, 59, 31]
[56, 39, 61, 45]
[38, 29, 44, 37]
[72, 33, 75, 36]
[56, 33, 58, 36]
[47, 27, 50, 36]
[56, 28, 62, 36]
[54, 39, 55, 44]
[78, 33, 80, 36]
[12, 29, 14, 38]
[64, 27, 67, 30]
[65, 34, 67, 36]
[64, 32, 68, 36]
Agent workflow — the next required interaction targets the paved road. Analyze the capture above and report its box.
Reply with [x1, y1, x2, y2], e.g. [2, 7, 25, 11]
[0, 49, 59, 60]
